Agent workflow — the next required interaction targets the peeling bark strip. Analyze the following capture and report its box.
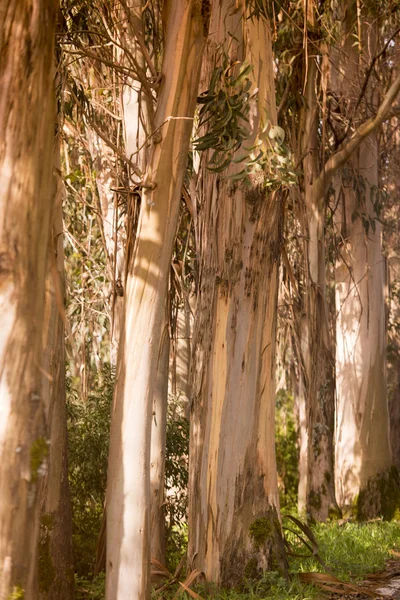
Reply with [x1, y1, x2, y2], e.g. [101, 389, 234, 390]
[105, 2, 208, 599]
[188, 1, 287, 587]
[0, 1, 59, 598]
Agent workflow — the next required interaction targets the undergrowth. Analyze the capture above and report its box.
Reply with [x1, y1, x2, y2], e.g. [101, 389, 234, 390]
[288, 520, 400, 580]
[76, 519, 400, 599]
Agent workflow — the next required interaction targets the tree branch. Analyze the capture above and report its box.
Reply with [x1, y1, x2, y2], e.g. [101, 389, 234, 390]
[341, 25, 400, 141]
[313, 72, 400, 203]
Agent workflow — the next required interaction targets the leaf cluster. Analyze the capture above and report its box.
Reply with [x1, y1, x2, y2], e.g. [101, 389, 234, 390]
[194, 51, 254, 173]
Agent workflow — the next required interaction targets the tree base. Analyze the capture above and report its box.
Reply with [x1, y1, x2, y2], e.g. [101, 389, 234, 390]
[357, 466, 400, 521]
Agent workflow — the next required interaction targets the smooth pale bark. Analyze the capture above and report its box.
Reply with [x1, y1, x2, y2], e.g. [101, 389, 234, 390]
[334, 141, 392, 514]
[39, 139, 74, 599]
[106, 3, 208, 599]
[332, 17, 394, 517]
[299, 11, 339, 519]
[94, 2, 153, 571]
[0, 2, 58, 597]
[118, 5, 170, 562]
[189, 3, 287, 587]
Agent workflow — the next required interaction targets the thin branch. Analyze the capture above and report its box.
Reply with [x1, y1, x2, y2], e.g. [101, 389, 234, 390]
[67, 86, 144, 181]
[62, 45, 133, 76]
[127, 116, 195, 161]
[343, 25, 400, 140]
[313, 72, 400, 204]
[123, 2, 158, 78]
[277, 77, 291, 122]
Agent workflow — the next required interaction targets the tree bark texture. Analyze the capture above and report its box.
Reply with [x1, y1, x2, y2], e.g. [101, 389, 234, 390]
[0, 2, 58, 598]
[105, 3, 208, 598]
[299, 2, 339, 521]
[332, 13, 395, 518]
[188, 3, 287, 587]
[334, 143, 393, 516]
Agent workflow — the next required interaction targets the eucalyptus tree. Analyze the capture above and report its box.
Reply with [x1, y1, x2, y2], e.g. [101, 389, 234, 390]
[297, 0, 339, 520]
[61, 0, 168, 569]
[330, 4, 400, 517]
[0, 1, 59, 597]
[105, 1, 209, 598]
[188, 0, 289, 585]
[277, 0, 400, 520]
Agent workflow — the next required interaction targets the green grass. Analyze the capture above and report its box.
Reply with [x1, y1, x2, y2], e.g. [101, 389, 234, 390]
[185, 520, 400, 600]
[191, 574, 320, 600]
[76, 519, 400, 599]
[288, 520, 400, 580]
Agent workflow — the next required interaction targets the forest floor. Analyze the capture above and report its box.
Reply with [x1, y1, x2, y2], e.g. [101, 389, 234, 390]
[76, 520, 400, 599]
[317, 555, 400, 599]
[361, 555, 400, 598]
[170, 520, 400, 600]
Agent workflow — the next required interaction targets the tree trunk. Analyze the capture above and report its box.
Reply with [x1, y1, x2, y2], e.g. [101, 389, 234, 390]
[94, 1, 153, 572]
[105, 3, 208, 598]
[38, 135, 74, 599]
[334, 142, 394, 517]
[332, 13, 395, 518]
[298, 1, 339, 521]
[0, 2, 58, 597]
[188, 3, 287, 587]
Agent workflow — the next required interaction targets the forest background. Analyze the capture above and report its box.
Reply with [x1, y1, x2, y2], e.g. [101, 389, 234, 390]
[1, 0, 400, 599]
